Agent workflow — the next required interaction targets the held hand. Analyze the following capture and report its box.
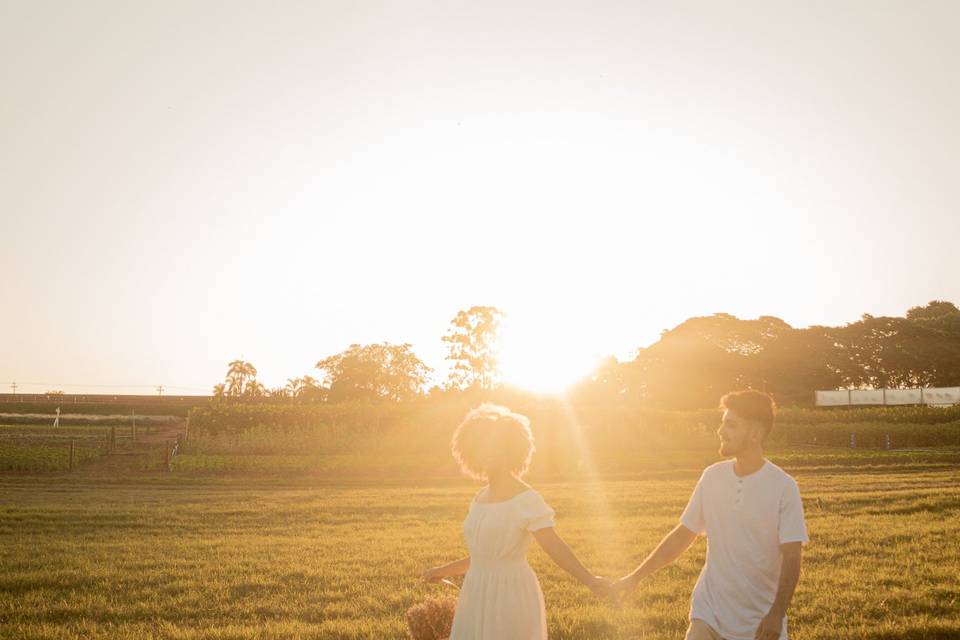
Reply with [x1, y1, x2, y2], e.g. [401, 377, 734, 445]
[586, 576, 620, 604]
[421, 567, 444, 583]
[754, 610, 784, 640]
[610, 574, 638, 602]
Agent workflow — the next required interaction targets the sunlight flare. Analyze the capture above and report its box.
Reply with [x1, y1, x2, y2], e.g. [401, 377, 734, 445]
[496, 316, 603, 394]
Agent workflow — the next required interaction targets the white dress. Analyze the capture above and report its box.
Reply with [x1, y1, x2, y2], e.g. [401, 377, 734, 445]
[448, 487, 556, 640]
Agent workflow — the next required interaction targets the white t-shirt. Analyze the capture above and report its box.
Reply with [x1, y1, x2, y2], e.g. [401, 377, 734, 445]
[680, 460, 808, 640]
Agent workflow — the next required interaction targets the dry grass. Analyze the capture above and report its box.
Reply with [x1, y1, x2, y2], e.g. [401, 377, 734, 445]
[0, 465, 958, 639]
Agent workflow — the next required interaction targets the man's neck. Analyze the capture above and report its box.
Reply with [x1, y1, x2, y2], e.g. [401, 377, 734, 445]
[733, 449, 766, 477]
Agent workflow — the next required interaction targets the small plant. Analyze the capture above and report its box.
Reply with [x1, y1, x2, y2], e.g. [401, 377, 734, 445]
[405, 592, 458, 640]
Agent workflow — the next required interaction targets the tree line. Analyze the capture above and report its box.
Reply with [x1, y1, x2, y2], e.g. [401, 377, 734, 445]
[212, 301, 960, 409]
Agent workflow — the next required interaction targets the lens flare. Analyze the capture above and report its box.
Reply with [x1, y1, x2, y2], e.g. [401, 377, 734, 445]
[496, 316, 602, 394]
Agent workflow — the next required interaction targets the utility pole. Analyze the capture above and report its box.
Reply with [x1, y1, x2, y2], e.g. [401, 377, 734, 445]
[9, 382, 16, 395]
[156, 385, 164, 396]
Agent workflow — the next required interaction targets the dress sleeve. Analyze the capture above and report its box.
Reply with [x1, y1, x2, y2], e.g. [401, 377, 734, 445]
[521, 491, 556, 532]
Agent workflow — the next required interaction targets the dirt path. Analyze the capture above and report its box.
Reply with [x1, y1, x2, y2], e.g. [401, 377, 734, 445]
[78, 419, 188, 474]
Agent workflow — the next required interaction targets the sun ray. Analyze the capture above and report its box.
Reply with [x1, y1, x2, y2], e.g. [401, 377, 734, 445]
[496, 315, 601, 394]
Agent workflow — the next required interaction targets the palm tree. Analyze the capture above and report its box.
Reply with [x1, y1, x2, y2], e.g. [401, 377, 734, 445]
[212, 383, 226, 400]
[226, 360, 257, 396]
[285, 377, 304, 397]
[300, 375, 328, 401]
[243, 379, 266, 398]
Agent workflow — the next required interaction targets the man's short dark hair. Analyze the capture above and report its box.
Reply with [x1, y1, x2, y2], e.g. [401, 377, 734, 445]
[720, 390, 776, 439]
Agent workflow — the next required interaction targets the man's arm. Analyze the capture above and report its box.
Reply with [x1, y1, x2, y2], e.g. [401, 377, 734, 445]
[615, 524, 699, 596]
[754, 542, 803, 640]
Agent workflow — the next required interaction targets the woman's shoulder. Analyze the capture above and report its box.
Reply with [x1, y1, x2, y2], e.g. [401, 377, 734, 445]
[512, 483, 541, 502]
[515, 486, 549, 507]
[471, 483, 538, 505]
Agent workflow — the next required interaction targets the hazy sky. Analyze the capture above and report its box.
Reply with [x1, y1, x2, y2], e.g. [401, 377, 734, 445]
[3, 1, 959, 394]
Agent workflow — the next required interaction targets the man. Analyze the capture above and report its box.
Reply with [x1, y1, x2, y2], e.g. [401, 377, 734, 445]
[613, 390, 808, 640]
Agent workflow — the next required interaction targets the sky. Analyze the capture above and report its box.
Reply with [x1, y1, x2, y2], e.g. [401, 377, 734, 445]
[2, 1, 959, 395]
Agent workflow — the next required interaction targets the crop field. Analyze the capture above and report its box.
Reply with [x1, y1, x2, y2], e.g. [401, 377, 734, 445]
[1, 464, 958, 640]
[0, 425, 109, 471]
[172, 401, 960, 479]
[0, 421, 184, 473]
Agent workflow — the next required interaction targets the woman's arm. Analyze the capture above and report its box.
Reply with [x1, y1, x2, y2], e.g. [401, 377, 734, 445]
[422, 556, 470, 582]
[532, 527, 611, 597]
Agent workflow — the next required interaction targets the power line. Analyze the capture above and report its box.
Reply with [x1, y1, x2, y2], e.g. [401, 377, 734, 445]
[3, 381, 210, 393]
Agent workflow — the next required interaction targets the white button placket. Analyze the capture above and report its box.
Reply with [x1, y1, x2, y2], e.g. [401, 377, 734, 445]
[735, 478, 744, 508]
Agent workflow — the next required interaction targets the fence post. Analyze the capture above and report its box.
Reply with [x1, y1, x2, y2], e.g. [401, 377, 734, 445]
[165, 439, 171, 471]
[69, 439, 75, 470]
[885, 434, 891, 450]
[110, 426, 116, 453]
[850, 433, 856, 448]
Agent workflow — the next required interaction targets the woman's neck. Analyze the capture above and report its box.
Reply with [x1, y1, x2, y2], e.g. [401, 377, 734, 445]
[486, 473, 523, 498]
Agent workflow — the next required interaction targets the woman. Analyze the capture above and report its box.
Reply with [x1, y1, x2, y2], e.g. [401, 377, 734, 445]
[422, 404, 612, 639]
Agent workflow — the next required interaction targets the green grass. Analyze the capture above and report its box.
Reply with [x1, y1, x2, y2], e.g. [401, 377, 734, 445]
[0, 424, 180, 472]
[1, 465, 958, 639]
[166, 447, 960, 479]
[0, 425, 111, 471]
[0, 442, 103, 471]
[174, 413, 960, 479]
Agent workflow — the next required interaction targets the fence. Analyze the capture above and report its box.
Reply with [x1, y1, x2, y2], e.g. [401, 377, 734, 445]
[816, 387, 960, 407]
[0, 416, 188, 472]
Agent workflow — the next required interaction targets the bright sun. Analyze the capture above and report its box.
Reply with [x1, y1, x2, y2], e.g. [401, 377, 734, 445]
[496, 317, 601, 395]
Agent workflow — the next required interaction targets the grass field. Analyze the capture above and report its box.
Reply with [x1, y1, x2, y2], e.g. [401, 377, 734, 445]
[2, 464, 958, 640]
[0, 425, 110, 471]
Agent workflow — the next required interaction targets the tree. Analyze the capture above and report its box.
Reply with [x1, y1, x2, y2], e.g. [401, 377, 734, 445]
[212, 383, 226, 400]
[316, 343, 432, 402]
[904, 301, 960, 386]
[298, 375, 329, 402]
[225, 360, 257, 396]
[569, 355, 628, 405]
[756, 325, 842, 403]
[624, 301, 960, 408]
[285, 375, 328, 402]
[626, 314, 792, 409]
[832, 313, 960, 389]
[243, 379, 266, 399]
[442, 306, 504, 390]
[906, 300, 960, 325]
[285, 377, 304, 397]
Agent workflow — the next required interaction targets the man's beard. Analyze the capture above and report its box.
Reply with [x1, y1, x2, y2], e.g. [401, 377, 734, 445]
[719, 439, 740, 456]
